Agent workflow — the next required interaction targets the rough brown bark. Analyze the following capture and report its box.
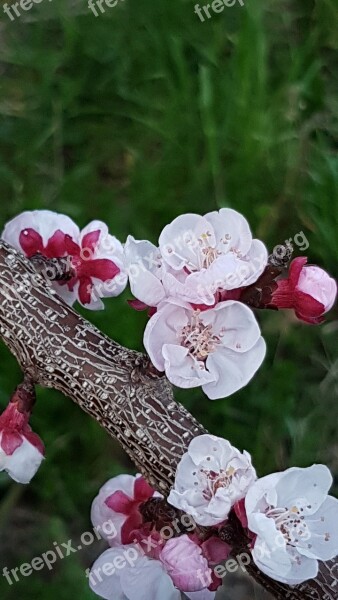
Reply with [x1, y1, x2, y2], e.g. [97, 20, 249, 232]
[0, 239, 337, 600]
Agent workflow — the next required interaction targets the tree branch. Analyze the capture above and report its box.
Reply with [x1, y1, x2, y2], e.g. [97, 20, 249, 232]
[0, 239, 337, 600]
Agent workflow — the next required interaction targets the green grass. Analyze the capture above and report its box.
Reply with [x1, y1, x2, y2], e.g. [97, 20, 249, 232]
[0, 0, 337, 597]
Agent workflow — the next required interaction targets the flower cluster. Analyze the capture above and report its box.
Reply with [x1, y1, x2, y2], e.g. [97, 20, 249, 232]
[89, 438, 338, 595]
[89, 472, 231, 599]
[0, 388, 44, 484]
[125, 210, 336, 400]
[126, 209, 269, 399]
[165, 434, 338, 586]
[2, 208, 336, 400]
[1, 208, 337, 594]
[2, 210, 127, 310]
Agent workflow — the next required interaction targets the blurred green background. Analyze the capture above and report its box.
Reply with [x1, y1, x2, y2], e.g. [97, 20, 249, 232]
[0, 0, 337, 598]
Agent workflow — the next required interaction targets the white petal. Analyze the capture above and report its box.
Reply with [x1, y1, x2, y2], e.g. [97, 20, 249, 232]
[120, 556, 180, 600]
[205, 490, 232, 521]
[94, 273, 129, 301]
[190, 254, 243, 296]
[163, 345, 214, 389]
[168, 489, 227, 526]
[143, 303, 188, 371]
[2, 210, 80, 249]
[205, 208, 252, 256]
[53, 282, 78, 307]
[91, 475, 136, 546]
[251, 514, 291, 581]
[303, 496, 338, 561]
[159, 214, 215, 271]
[275, 465, 333, 516]
[125, 236, 165, 306]
[186, 590, 215, 600]
[202, 301, 261, 353]
[162, 271, 216, 306]
[130, 270, 165, 306]
[242, 239, 268, 286]
[170, 453, 206, 494]
[2, 437, 44, 484]
[89, 547, 126, 600]
[187, 435, 235, 467]
[245, 472, 282, 519]
[124, 236, 161, 277]
[203, 337, 266, 399]
[276, 553, 319, 586]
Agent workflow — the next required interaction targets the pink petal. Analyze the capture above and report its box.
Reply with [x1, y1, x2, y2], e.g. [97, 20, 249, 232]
[1, 430, 23, 455]
[294, 290, 325, 323]
[78, 259, 120, 281]
[19, 229, 44, 257]
[23, 430, 45, 455]
[128, 299, 151, 311]
[45, 230, 68, 258]
[82, 229, 101, 254]
[132, 526, 163, 560]
[271, 279, 294, 309]
[0, 401, 26, 429]
[121, 512, 143, 544]
[78, 277, 93, 305]
[289, 257, 308, 289]
[134, 476, 155, 502]
[201, 536, 231, 564]
[105, 490, 135, 514]
[64, 234, 81, 256]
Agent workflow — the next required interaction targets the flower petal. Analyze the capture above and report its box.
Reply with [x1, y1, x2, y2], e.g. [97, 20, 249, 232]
[120, 554, 181, 600]
[2, 210, 80, 250]
[203, 337, 266, 399]
[159, 214, 215, 271]
[163, 344, 215, 389]
[78, 259, 120, 281]
[134, 476, 155, 502]
[143, 302, 188, 371]
[185, 591, 216, 600]
[1, 436, 44, 484]
[19, 229, 44, 257]
[1, 430, 23, 455]
[105, 491, 135, 514]
[91, 475, 137, 546]
[274, 465, 333, 516]
[202, 301, 261, 353]
[89, 547, 126, 600]
[300, 496, 338, 561]
[205, 208, 252, 256]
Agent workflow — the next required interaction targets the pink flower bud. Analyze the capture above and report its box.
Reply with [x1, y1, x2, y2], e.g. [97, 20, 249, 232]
[91, 474, 159, 547]
[271, 258, 337, 324]
[160, 535, 211, 592]
[0, 401, 44, 484]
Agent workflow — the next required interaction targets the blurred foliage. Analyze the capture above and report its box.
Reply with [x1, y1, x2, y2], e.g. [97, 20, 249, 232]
[0, 0, 337, 597]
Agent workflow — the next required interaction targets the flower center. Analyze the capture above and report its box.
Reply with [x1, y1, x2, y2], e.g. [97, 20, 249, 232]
[266, 505, 311, 546]
[180, 312, 221, 361]
[199, 467, 237, 501]
[198, 233, 221, 269]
